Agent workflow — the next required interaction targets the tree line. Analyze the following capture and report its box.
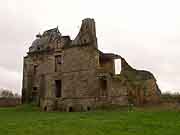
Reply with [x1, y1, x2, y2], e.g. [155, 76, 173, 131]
[0, 88, 20, 98]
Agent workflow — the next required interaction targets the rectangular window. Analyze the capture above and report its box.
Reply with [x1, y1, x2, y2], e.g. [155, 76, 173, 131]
[33, 65, 38, 74]
[99, 79, 108, 96]
[100, 79, 107, 90]
[56, 55, 62, 64]
[31, 87, 38, 102]
[55, 55, 62, 72]
[55, 80, 61, 98]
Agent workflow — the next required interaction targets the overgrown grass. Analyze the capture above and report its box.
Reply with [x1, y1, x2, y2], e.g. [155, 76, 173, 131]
[0, 104, 180, 135]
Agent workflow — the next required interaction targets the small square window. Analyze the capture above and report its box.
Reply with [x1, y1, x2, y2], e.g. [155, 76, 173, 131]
[33, 87, 37, 91]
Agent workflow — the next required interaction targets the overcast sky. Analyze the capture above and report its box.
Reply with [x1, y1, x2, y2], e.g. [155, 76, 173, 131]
[0, 0, 180, 94]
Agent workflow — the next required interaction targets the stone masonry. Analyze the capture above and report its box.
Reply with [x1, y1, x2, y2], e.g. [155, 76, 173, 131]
[22, 18, 161, 111]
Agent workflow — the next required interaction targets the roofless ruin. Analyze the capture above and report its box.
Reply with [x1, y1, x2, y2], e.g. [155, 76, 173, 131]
[22, 18, 161, 111]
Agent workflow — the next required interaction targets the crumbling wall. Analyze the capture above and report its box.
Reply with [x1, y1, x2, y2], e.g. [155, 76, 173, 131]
[99, 59, 115, 75]
[29, 27, 61, 52]
[72, 18, 97, 48]
[115, 58, 161, 105]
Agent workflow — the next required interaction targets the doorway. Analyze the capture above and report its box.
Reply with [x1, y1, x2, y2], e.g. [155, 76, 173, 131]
[55, 80, 62, 98]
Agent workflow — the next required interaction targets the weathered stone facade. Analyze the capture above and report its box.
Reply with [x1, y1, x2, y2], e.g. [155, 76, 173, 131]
[22, 18, 161, 111]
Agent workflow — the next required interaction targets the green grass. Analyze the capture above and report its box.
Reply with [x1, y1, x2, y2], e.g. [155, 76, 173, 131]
[0, 104, 180, 135]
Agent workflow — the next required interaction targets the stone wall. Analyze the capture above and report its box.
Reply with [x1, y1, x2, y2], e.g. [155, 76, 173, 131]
[109, 78, 128, 105]
[0, 98, 21, 107]
[99, 59, 115, 75]
[62, 45, 99, 98]
[22, 51, 55, 103]
[116, 58, 161, 105]
[72, 18, 97, 47]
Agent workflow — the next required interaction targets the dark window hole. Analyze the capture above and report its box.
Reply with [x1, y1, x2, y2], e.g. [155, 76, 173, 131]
[69, 107, 73, 112]
[44, 106, 47, 111]
[87, 106, 90, 111]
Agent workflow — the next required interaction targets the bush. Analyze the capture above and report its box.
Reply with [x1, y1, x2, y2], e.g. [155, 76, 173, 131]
[161, 92, 180, 103]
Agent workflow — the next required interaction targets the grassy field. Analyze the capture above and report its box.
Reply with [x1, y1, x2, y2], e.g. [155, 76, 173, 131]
[0, 105, 180, 135]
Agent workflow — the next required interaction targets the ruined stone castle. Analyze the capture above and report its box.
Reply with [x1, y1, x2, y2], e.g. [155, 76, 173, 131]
[22, 18, 161, 111]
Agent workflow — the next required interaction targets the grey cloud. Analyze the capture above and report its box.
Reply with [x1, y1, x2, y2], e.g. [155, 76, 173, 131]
[0, 9, 39, 73]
